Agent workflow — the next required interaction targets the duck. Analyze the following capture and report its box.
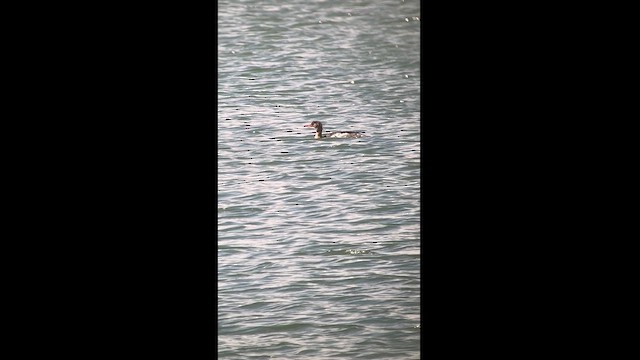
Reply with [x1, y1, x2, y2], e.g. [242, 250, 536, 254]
[303, 121, 366, 139]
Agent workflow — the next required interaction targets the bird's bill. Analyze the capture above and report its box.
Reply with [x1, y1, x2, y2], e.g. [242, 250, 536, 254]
[303, 124, 313, 127]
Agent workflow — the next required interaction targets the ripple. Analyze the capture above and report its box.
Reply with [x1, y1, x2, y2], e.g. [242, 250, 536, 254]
[219, 0, 420, 358]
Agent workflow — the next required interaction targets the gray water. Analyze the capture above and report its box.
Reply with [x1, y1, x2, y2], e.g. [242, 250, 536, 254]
[218, 0, 420, 358]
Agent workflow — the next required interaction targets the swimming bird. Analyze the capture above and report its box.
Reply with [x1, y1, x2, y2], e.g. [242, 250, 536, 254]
[303, 121, 366, 139]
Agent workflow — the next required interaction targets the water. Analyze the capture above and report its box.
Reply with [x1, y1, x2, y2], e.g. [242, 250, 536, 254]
[218, 0, 420, 358]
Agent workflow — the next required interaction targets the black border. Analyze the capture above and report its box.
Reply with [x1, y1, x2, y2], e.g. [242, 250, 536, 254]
[40, 3, 218, 358]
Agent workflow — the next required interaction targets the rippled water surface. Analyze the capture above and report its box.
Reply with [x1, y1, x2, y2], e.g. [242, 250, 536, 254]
[218, 0, 420, 358]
